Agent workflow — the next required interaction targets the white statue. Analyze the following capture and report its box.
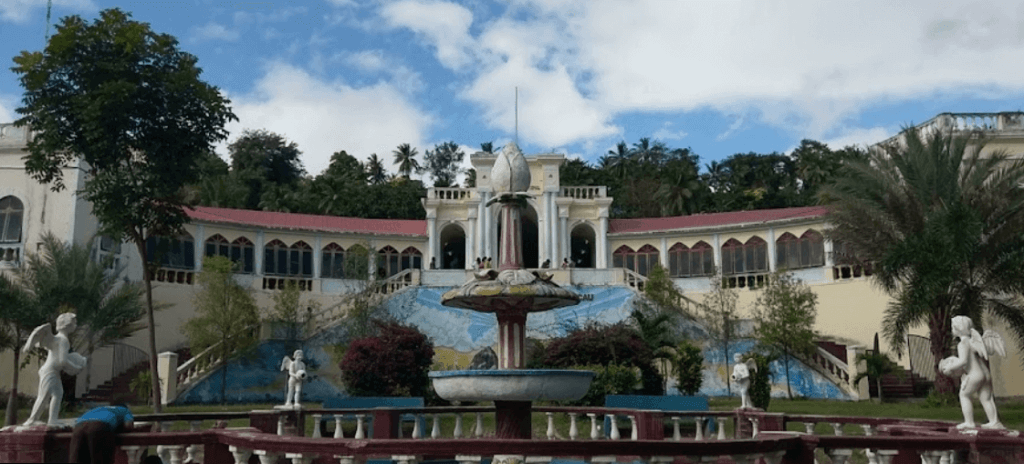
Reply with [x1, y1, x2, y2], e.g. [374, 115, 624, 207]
[22, 313, 87, 426]
[940, 315, 1006, 430]
[731, 353, 758, 409]
[280, 350, 307, 408]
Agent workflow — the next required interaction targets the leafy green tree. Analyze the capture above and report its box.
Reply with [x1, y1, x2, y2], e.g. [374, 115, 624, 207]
[464, 169, 476, 188]
[752, 271, 818, 399]
[392, 143, 421, 179]
[656, 155, 705, 216]
[822, 126, 1024, 393]
[559, 158, 597, 187]
[424, 141, 465, 187]
[0, 273, 43, 425]
[701, 276, 740, 395]
[183, 256, 260, 403]
[479, 141, 494, 153]
[228, 129, 306, 210]
[853, 351, 902, 402]
[365, 154, 388, 185]
[271, 280, 322, 352]
[747, 352, 774, 410]
[13, 8, 237, 411]
[673, 340, 704, 395]
[604, 141, 633, 181]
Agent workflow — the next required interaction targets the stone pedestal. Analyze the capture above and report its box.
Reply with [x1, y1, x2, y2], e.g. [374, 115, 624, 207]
[494, 401, 532, 439]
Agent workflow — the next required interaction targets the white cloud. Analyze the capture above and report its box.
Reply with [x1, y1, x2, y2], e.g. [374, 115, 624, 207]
[378, 0, 1024, 147]
[653, 122, 687, 142]
[192, 22, 239, 42]
[0, 94, 17, 123]
[379, 0, 475, 71]
[220, 62, 433, 176]
[338, 50, 425, 94]
[822, 126, 895, 151]
[1, 0, 95, 23]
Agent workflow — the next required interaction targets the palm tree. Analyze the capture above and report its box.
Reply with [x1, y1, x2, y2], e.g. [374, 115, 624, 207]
[853, 351, 902, 403]
[480, 142, 494, 153]
[606, 141, 632, 180]
[656, 157, 703, 216]
[823, 127, 1024, 393]
[366, 154, 388, 185]
[392, 143, 420, 179]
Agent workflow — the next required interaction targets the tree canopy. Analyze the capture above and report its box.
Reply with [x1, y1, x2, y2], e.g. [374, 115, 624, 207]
[424, 141, 465, 187]
[752, 271, 818, 399]
[12, 7, 237, 410]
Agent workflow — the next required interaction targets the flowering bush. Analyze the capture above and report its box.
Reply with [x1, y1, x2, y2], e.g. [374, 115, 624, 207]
[340, 322, 435, 397]
[536, 322, 663, 396]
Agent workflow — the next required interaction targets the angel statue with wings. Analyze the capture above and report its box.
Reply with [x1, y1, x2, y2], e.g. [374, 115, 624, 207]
[939, 315, 1006, 429]
[731, 353, 759, 409]
[280, 350, 307, 408]
[22, 313, 87, 426]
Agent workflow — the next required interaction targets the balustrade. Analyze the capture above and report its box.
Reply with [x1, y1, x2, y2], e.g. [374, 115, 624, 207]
[561, 186, 606, 200]
[154, 267, 194, 285]
[430, 188, 474, 201]
[0, 243, 21, 268]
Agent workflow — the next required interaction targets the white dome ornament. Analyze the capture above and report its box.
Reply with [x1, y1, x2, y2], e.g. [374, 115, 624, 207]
[489, 143, 532, 205]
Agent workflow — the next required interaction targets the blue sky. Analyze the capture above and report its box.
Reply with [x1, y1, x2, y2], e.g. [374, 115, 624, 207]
[2, 0, 1023, 178]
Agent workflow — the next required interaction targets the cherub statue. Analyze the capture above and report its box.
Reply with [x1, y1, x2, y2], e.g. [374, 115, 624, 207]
[731, 353, 758, 409]
[939, 316, 1005, 429]
[23, 313, 87, 426]
[280, 350, 307, 408]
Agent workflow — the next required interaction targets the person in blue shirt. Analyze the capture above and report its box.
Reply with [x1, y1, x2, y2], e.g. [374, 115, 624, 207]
[69, 404, 134, 464]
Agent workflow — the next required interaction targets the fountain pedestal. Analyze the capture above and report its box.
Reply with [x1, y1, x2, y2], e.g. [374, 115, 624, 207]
[430, 143, 593, 439]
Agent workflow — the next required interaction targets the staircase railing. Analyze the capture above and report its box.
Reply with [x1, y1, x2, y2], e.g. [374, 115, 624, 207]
[808, 345, 856, 397]
[622, 268, 647, 291]
[111, 342, 149, 381]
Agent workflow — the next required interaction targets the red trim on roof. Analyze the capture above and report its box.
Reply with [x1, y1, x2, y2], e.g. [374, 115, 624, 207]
[608, 206, 829, 235]
[186, 206, 427, 237]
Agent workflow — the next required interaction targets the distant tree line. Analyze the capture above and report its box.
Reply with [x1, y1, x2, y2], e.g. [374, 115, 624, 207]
[192, 130, 865, 220]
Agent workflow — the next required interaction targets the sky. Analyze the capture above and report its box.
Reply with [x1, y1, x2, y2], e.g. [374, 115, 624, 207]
[2, 0, 1023, 178]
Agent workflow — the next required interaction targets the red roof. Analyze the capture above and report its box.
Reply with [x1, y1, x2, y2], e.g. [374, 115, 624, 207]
[608, 206, 829, 235]
[186, 206, 427, 237]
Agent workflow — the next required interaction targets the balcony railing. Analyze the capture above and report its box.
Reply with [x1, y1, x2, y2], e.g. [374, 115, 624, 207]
[8, 406, 1016, 464]
[562, 186, 606, 199]
[429, 187, 474, 201]
[0, 243, 22, 269]
[876, 112, 1024, 148]
[0, 123, 31, 148]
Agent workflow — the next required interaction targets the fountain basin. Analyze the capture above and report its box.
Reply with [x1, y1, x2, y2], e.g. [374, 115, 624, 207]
[429, 369, 595, 402]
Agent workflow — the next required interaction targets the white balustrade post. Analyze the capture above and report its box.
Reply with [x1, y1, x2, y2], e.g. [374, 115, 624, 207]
[861, 425, 878, 464]
[286, 452, 319, 464]
[671, 417, 681, 441]
[168, 445, 186, 464]
[803, 422, 816, 434]
[457, 456, 483, 464]
[312, 414, 322, 438]
[546, 412, 555, 440]
[749, 417, 759, 438]
[255, 450, 280, 464]
[393, 455, 418, 464]
[831, 423, 844, 436]
[919, 451, 943, 464]
[157, 422, 172, 464]
[474, 412, 484, 438]
[875, 450, 899, 464]
[454, 413, 464, 438]
[188, 420, 204, 463]
[760, 451, 786, 464]
[609, 415, 620, 440]
[355, 414, 366, 439]
[229, 446, 253, 464]
[629, 416, 638, 440]
[569, 413, 579, 440]
[121, 446, 145, 464]
[334, 416, 345, 438]
[716, 417, 727, 440]
[827, 449, 852, 464]
[412, 414, 423, 438]
[335, 456, 355, 464]
[694, 417, 704, 441]
[431, 414, 440, 439]
[588, 413, 599, 440]
[277, 416, 286, 435]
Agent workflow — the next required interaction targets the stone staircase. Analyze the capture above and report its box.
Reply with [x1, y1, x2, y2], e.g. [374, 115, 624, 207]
[80, 361, 148, 403]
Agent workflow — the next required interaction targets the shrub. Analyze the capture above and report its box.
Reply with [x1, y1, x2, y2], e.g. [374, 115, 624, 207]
[674, 340, 703, 395]
[0, 388, 32, 411]
[565, 364, 640, 406]
[539, 322, 663, 395]
[340, 322, 435, 399]
[748, 353, 773, 410]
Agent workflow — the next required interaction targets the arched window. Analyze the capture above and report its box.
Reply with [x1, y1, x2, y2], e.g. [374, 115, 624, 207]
[721, 237, 767, 275]
[669, 241, 715, 277]
[264, 240, 313, 277]
[204, 235, 254, 273]
[613, 244, 660, 276]
[321, 243, 345, 279]
[379, 246, 401, 278]
[0, 196, 24, 243]
[401, 246, 423, 271]
[146, 232, 195, 270]
[776, 230, 825, 270]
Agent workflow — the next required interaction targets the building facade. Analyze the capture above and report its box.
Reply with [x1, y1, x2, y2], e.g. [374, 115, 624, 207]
[2, 112, 1024, 399]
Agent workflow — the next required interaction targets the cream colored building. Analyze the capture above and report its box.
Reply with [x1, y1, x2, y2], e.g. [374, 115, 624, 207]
[2, 111, 1023, 399]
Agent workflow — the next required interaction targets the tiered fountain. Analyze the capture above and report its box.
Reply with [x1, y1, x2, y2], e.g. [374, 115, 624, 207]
[428, 143, 595, 440]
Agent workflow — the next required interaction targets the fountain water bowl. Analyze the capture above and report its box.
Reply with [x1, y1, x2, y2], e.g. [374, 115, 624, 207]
[429, 369, 595, 402]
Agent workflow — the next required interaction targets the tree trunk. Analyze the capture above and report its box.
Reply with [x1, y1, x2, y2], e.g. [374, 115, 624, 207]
[5, 346, 21, 426]
[137, 240, 163, 412]
[876, 378, 883, 403]
[929, 311, 956, 394]
[784, 350, 793, 400]
[724, 342, 731, 396]
[220, 359, 228, 404]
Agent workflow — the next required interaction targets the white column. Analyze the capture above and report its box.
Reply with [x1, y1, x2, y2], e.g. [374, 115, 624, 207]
[824, 239, 834, 267]
[560, 215, 568, 264]
[476, 199, 484, 259]
[767, 228, 776, 272]
[550, 193, 558, 264]
[194, 224, 205, 271]
[538, 195, 547, 266]
[255, 230, 265, 275]
[712, 233, 722, 272]
[659, 237, 668, 270]
[313, 235, 322, 278]
[598, 217, 608, 269]
[368, 239, 377, 279]
[483, 193, 492, 259]
[427, 218, 436, 269]
[466, 218, 476, 269]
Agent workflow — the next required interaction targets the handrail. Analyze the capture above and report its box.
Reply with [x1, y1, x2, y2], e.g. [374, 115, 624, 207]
[111, 342, 149, 381]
